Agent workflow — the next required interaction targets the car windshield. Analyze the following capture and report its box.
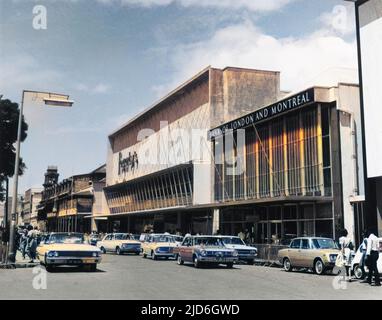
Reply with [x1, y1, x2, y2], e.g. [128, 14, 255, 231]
[152, 235, 175, 243]
[114, 234, 131, 240]
[221, 237, 245, 245]
[312, 238, 337, 249]
[195, 237, 224, 247]
[173, 236, 183, 242]
[49, 233, 84, 244]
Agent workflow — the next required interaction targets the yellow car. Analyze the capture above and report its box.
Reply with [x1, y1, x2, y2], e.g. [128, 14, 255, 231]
[278, 237, 340, 275]
[141, 233, 177, 260]
[97, 233, 141, 255]
[37, 232, 102, 272]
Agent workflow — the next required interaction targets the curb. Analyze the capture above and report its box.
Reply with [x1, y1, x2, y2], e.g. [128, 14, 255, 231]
[0, 262, 39, 269]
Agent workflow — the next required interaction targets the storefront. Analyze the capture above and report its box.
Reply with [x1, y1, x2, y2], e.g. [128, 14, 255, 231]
[209, 84, 365, 243]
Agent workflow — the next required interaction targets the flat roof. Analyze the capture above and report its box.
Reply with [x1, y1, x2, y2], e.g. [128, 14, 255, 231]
[108, 66, 281, 139]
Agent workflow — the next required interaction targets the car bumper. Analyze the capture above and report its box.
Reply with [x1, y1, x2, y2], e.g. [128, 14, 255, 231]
[121, 247, 141, 253]
[198, 256, 238, 263]
[237, 254, 256, 261]
[155, 253, 175, 258]
[46, 257, 101, 265]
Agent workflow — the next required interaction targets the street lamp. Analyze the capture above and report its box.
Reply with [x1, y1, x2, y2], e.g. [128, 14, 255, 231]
[7, 90, 74, 263]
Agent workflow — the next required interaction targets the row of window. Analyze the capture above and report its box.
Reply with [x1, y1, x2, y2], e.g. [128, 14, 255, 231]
[105, 166, 193, 214]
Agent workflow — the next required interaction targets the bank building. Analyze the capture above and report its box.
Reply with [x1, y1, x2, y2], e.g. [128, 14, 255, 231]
[94, 66, 367, 246]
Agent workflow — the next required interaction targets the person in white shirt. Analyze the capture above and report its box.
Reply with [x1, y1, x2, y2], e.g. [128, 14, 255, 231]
[365, 229, 381, 286]
[339, 229, 354, 282]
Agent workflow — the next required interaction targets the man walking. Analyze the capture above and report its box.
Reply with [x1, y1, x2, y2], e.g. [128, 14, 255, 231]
[365, 229, 381, 286]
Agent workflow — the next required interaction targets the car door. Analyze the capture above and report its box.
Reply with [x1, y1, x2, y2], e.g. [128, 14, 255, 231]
[296, 238, 312, 267]
[288, 239, 301, 266]
[104, 234, 114, 251]
[182, 237, 193, 262]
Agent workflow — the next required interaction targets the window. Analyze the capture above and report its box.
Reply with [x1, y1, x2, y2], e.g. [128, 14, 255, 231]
[301, 239, 310, 249]
[316, 203, 332, 219]
[290, 239, 301, 249]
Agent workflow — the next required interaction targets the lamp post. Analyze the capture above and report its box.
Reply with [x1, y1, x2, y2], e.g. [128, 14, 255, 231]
[7, 90, 74, 263]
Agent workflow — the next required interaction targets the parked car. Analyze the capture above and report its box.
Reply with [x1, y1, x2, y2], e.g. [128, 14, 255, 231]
[37, 232, 102, 272]
[352, 237, 382, 279]
[141, 234, 177, 260]
[278, 237, 340, 275]
[89, 233, 101, 246]
[177, 235, 238, 268]
[169, 234, 184, 259]
[97, 233, 141, 255]
[218, 236, 257, 265]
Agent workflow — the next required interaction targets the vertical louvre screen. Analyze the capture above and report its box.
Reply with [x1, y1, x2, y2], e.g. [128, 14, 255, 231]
[213, 104, 331, 202]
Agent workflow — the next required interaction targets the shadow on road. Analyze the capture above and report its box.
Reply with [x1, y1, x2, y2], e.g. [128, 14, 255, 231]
[45, 266, 106, 273]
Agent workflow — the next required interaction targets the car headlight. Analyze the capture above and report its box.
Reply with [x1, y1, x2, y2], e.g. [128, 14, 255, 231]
[232, 250, 238, 257]
[250, 250, 257, 255]
[200, 250, 207, 256]
[92, 252, 100, 257]
[47, 251, 59, 258]
[329, 254, 337, 262]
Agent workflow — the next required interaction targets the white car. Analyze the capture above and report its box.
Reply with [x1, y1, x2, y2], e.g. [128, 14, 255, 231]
[351, 237, 382, 279]
[219, 236, 257, 265]
[97, 233, 141, 255]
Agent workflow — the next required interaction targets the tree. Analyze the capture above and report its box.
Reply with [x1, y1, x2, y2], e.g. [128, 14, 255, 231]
[0, 98, 28, 202]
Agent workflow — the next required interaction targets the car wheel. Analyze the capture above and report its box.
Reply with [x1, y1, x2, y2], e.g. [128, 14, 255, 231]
[226, 262, 234, 268]
[45, 265, 54, 272]
[353, 264, 365, 280]
[193, 256, 200, 268]
[116, 247, 122, 255]
[143, 252, 147, 258]
[247, 259, 255, 266]
[177, 255, 184, 265]
[283, 258, 292, 272]
[135, 252, 140, 256]
[174, 254, 178, 260]
[100, 247, 106, 254]
[152, 251, 157, 260]
[314, 259, 325, 275]
[89, 264, 97, 272]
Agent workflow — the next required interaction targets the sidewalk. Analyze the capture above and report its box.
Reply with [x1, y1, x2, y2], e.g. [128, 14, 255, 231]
[0, 251, 39, 269]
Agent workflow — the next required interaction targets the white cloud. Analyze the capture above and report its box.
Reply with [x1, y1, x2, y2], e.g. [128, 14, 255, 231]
[75, 82, 111, 94]
[98, 0, 294, 11]
[153, 17, 358, 96]
[319, 4, 355, 36]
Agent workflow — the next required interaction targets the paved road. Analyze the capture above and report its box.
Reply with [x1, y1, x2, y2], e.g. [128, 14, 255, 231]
[0, 254, 381, 300]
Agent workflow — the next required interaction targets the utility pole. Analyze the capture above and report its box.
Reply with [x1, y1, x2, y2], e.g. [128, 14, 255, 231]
[7, 90, 73, 263]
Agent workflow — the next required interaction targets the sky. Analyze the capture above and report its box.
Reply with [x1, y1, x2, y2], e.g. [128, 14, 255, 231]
[0, 0, 358, 194]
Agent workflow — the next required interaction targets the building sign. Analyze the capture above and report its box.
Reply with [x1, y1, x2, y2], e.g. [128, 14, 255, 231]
[118, 151, 139, 175]
[208, 88, 315, 139]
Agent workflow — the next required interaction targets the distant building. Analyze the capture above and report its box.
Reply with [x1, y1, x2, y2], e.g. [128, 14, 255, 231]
[37, 165, 106, 233]
[21, 188, 43, 227]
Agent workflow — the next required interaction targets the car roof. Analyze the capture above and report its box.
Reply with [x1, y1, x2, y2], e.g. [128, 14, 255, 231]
[292, 237, 333, 240]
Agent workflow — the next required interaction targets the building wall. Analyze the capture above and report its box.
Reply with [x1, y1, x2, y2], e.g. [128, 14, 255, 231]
[335, 84, 364, 241]
[209, 68, 280, 128]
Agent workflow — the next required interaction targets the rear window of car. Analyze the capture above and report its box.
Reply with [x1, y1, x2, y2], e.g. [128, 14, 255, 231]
[290, 239, 301, 249]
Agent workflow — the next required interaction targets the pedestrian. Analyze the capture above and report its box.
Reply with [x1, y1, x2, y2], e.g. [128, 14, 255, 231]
[364, 228, 381, 286]
[338, 229, 354, 282]
[27, 226, 40, 263]
[20, 229, 29, 260]
[0, 224, 9, 264]
[238, 230, 245, 241]
[358, 230, 369, 278]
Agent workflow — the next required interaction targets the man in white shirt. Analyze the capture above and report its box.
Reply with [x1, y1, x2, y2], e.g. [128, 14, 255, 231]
[365, 229, 381, 286]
